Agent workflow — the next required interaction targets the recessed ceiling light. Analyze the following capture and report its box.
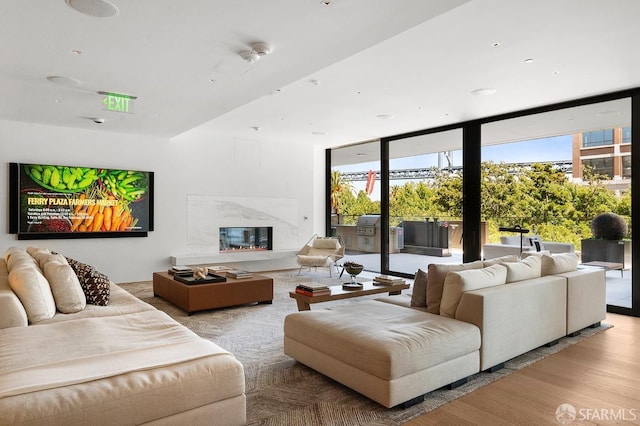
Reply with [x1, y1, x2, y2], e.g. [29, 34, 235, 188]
[46, 75, 84, 88]
[71, 49, 82, 55]
[471, 88, 497, 96]
[356, 153, 366, 156]
[251, 126, 261, 131]
[552, 71, 560, 75]
[376, 114, 394, 120]
[492, 42, 501, 48]
[524, 58, 534, 64]
[320, 0, 332, 5]
[309, 79, 321, 86]
[66, 0, 119, 17]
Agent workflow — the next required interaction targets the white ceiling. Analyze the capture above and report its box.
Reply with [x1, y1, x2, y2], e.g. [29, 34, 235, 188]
[2, 0, 639, 151]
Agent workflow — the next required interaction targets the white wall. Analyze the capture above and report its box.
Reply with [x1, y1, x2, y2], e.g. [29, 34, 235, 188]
[0, 119, 319, 282]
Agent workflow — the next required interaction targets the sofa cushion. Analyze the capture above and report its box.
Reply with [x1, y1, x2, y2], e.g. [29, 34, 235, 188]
[65, 257, 110, 306]
[540, 252, 579, 275]
[426, 261, 484, 314]
[0, 261, 28, 328]
[4, 247, 26, 264]
[312, 238, 340, 249]
[26, 246, 52, 269]
[410, 268, 427, 307]
[503, 255, 542, 283]
[440, 264, 507, 318]
[7, 264, 56, 323]
[6, 249, 38, 272]
[284, 300, 480, 380]
[42, 254, 86, 314]
[483, 254, 519, 267]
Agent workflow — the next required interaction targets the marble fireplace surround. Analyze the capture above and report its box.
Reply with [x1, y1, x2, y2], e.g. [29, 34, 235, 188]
[170, 195, 299, 266]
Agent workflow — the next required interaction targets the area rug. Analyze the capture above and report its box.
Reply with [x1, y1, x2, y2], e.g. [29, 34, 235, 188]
[119, 271, 612, 425]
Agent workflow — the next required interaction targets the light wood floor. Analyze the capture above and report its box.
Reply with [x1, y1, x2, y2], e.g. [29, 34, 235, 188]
[405, 313, 640, 425]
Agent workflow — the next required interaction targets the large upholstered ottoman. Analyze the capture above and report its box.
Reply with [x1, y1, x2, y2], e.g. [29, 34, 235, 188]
[284, 300, 481, 408]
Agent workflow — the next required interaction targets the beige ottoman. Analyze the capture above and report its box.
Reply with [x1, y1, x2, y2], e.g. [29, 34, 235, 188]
[284, 300, 481, 408]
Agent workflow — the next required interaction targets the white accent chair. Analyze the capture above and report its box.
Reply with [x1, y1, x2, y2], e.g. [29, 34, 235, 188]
[296, 236, 345, 277]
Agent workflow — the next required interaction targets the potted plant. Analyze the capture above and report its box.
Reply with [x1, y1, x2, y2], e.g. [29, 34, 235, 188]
[581, 212, 631, 268]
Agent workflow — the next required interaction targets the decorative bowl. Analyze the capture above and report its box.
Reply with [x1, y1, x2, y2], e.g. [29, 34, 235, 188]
[344, 263, 363, 276]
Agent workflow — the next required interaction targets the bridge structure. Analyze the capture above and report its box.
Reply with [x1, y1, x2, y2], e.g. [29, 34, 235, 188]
[340, 160, 573, 181]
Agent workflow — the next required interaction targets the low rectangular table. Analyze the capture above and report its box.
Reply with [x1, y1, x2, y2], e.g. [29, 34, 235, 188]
[289, 281, 409, 311]
[153, 271, 273, 314]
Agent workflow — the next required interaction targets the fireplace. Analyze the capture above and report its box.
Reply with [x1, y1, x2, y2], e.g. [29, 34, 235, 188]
[219, 227, 273, 252]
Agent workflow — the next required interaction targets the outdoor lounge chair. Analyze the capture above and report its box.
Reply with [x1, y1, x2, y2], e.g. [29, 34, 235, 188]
[296, 235, 345, 277]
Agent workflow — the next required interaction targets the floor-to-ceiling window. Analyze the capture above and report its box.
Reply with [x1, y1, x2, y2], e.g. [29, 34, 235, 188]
[385, 129, 464, 276]
[480, 98, 632, 310]
[329, 140, 382, 272]
[327, 89, 639, 316]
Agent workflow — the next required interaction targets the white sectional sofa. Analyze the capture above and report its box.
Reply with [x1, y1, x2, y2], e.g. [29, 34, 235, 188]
[284, 253, 606, 408]
[0, 247, 246, 426]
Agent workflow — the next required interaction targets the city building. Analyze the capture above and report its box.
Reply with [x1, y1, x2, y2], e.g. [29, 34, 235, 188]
[572, 127, 632, 191]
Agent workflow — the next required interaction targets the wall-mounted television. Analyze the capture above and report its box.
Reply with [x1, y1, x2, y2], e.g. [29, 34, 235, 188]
[9, 162, 154, 240]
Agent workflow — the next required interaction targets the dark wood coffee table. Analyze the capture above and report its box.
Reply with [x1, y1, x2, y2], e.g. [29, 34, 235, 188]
[153, 271, 273, 314]
[289, 281, 409, 311]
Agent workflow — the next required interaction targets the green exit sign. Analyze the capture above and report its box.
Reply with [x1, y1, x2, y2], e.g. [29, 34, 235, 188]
[98, 91, 136, 114]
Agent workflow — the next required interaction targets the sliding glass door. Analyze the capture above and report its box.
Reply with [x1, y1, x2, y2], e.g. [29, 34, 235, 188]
[329, 140, 382, 273]
[385, 129, 464, 276]
[481, 98, 633, 311]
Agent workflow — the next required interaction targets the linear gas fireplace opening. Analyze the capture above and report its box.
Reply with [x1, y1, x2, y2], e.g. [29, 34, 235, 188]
[219, 226, 273, 253]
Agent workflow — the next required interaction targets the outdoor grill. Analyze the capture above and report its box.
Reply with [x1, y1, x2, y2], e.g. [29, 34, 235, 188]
[355, 214, 381, 236]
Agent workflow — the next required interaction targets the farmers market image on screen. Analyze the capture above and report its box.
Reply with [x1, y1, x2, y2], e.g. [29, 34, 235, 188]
[18, 163, 152, 235]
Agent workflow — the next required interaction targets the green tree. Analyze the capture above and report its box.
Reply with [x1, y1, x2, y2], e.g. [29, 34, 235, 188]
[431, 168, 463, 218]
[481, 162, 522, 223]
[330, 170, 354, 215]
[389, 181, 435, 223]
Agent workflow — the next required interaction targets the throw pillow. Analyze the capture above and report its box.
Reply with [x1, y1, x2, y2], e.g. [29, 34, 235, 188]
[6, 249, 38, 272]
[426, 260, 484, 314]
[483, 254, 519, 267]
[7, 265, 56, 323]
[540, 252, 579, 276]
[5, 246, 27, 264]
[439, 264, 507, 318]
[27, 246, 52, 270]
[410, 268, 428, 307]
[65, 257, 111, 306]
[503, 255, 542, 283]
[42, 254, 86, 313]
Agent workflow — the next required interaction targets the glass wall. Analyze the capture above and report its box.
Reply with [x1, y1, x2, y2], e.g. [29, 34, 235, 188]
[481, 98, 632, 309]
[329, 140, 382, 272]
[326, 89, 638, 315]
[386, 129, 463, 275]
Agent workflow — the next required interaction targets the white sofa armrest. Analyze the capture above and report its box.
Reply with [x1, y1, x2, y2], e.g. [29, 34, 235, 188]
[557, 268, 606, 335]
[455, 276, 567, 371]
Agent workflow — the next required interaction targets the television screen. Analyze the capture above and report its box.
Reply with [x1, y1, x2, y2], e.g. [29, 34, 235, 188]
[10, 162, 153, 239]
